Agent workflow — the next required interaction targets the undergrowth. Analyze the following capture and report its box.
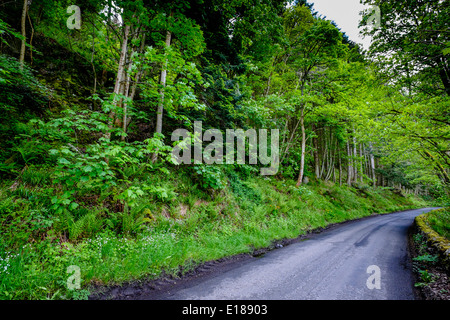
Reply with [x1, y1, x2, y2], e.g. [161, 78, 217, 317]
[0, 164, 428, 300]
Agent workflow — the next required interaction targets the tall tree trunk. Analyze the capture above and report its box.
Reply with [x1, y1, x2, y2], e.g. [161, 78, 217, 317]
[280, 116, 301, 164]
[121, 33, 146, 141]
[369, 142, 376, 186]
[155, 29, 172, 136]
[362, 144, 368, 177]
[106, 24, 130, 140]
[332, 138, 338, 184]
[121, 66, 132, 141]
[320, 131, 328, 179]
[19, 0, 28, 70]
[152, 28, 172, 162]
[312, 124, 320, 179]
[437, 57, 450, 96]
[296, 108, 306, 187]
[325, 131, 334, 182]
[347, 140, 353, 186]
[359, 144, 363, 183]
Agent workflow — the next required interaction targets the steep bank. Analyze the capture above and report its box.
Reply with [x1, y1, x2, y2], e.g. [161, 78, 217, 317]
[0, 171, 428, 300]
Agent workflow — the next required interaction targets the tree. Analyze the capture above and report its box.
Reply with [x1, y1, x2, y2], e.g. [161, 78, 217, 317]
[281, 11, 343, 186]
[361, 0, 450, 96]
[19, 0, 29, 69]
[360, 0, 450, 193]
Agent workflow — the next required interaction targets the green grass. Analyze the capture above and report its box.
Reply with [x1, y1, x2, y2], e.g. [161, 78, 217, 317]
[427, 208, 450, 240]
[0, 168, 429, 300]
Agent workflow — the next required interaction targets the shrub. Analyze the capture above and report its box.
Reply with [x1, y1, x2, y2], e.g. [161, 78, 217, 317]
[192, 165, 227, 191]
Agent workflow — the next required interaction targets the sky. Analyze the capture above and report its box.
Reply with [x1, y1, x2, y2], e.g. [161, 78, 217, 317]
[308, 0, 373, 50]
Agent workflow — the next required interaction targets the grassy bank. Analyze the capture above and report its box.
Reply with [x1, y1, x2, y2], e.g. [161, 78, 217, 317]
[426, 208, 450, 240]
[411, 208, 450, 300]
[0, 166, 428, 300]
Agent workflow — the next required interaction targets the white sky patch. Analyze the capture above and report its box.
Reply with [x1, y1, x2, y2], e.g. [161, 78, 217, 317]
[309, 0, 373, 50]
[100, 1, 123, 25]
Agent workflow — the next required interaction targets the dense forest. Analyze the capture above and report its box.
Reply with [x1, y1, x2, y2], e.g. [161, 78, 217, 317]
[0, 0, 448, 299]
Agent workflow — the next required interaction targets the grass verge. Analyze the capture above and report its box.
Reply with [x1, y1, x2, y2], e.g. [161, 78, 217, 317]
[0, 169, 429, 300]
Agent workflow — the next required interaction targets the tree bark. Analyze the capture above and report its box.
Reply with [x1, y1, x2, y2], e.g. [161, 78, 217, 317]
[320, 131, 328, 180]
[325, 131, 334, 182]
[106, 24, 130, 140]
[155, 29, 172, 136]
[359, 144, 363, 183]
[347, 140, 353, 186]
[151, 28, 172, 162]
[19, 0, 28, 70]
[332, 138, 338, 184]
[296, 108, 306, 187]
[281, 116, 301, 164]
[369, 142, 376, 186]
[121, 33, 146, 141]
[312, 124, 320, 179]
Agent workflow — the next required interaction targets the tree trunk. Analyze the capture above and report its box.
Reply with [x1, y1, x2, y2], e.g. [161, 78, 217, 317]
[121, 33, 146, 141]
[346, 140, 353, 186]
[325, 132, 334, 182]
[19, 0, 28, 70]
[369, 142, 376, 186]
[106, 24, 130, 140]
[312, 124, 320, 180]
[151, 28, 172, 162]
[155, 29, 172, 136]
[359, 144, 363, 183]
[437, 57, 450, 96]
[296, 108, 306, 187]
[121, 66, 132, 141]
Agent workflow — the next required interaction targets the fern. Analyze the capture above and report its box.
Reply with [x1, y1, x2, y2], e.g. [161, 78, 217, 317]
[69, 211, 103, 241]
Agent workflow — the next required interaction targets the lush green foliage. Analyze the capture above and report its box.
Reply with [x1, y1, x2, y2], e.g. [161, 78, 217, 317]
[427, 208, 450, 240]
[0, 173, 426, 299]
[0, 0, 447, 300]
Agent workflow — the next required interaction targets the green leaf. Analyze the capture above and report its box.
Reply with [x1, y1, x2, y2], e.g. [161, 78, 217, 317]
[58, 158, 71, 165]
[69, 202, 79, 210]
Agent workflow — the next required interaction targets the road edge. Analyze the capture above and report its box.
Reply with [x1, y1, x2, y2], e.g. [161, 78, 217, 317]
[88, 206, 435, 300]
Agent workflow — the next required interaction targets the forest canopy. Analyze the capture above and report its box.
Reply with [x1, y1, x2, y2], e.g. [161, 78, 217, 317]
[1, 0, 448, 195]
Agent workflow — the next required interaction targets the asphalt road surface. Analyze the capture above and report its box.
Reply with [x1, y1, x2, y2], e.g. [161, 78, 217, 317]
[153, 207, 439, 300]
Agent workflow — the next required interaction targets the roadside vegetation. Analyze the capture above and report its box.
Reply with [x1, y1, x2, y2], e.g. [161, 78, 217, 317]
[411, 228, 450, 300]
[0, 0, 448, 300]
[0, 168, 427, 299]
[427, 208, 450, 240]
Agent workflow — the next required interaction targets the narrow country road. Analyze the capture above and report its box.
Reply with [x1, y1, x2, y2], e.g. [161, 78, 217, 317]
[146, 207, 440, 300]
